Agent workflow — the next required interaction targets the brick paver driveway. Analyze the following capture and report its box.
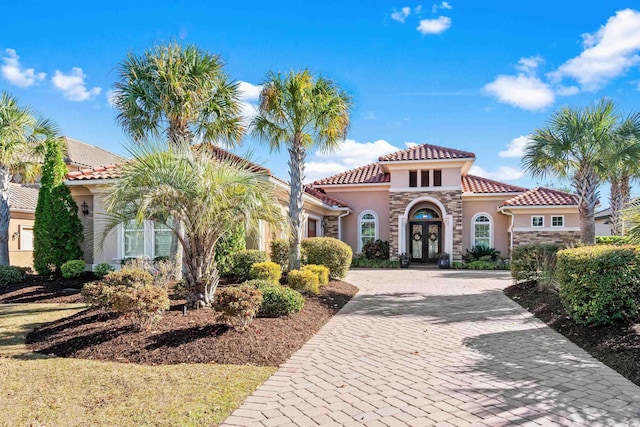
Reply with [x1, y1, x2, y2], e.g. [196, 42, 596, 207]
[223, 269, 640, 426]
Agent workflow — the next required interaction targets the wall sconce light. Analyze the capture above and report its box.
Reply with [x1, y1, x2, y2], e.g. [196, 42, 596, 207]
[11, 231, 19, 241]
[81, 201, 90, 216]
[321, 218, 328, 229]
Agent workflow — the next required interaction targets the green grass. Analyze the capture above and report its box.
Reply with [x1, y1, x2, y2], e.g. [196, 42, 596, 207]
[0, 304, 275, 427]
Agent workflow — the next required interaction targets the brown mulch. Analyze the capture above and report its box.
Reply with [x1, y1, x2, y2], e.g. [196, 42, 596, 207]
[504, 281, 640, 387]
[0, 274, 96, 303]
[25, 280, 358, 367]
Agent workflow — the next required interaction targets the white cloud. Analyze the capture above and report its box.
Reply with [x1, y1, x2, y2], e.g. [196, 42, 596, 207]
[305, 138, 402, 183]
[52, 67, 101, 101]
[469, 165, 524, 181]
[417, 16, 451, 35]
[106, 89, 117, 108]
[516, 55, 544, 75]
[498, 135, 532, 158]
[391, 7, 411, 23]
[432, 1, 452, 13]
[483, 74, 555, 110]
[0, 49, 46, 87]
[555, 85, 580, 96]
[549, 9, 640, 91]
[404, 142, 418, 148]
[238, 80, 262, 102]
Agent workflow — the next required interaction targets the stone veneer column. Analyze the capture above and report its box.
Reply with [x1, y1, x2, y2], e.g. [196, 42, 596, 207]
[389, 190, 464, 260]
[323, 216, 339, 239]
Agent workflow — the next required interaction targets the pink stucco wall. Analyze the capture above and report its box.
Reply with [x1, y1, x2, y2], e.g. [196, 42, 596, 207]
[512, 211, 580, 228]
[461, 199, 511, 256]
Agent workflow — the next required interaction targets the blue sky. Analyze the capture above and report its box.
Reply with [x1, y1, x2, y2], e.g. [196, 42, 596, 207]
[2, 1, 640, 202]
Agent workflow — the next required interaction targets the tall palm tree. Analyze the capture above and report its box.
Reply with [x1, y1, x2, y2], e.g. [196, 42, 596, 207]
[0, 92, 57, 265]
[522, 99, 618, 244]
[251, 70, 352, 270]
[104, 140, 285, 307]
[112, 41, 244, 146]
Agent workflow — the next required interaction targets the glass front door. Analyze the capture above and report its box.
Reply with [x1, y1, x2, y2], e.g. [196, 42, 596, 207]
[409, 222, 441, 263]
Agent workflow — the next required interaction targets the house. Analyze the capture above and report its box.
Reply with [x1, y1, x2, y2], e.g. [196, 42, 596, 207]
[65, 142, 581, 268]
[594, 197, 640, 236]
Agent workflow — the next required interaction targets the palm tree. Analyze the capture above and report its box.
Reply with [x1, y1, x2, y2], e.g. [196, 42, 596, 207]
[104, 141, 285, 307]
[0, 92, 58, 265]
[251, 70, 352, 270]
[522, 99, 618, 244]
[112, 41, 244, 146]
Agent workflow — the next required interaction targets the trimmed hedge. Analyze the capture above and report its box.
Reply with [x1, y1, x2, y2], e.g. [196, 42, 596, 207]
[213, 285, 263, 328]
[302, 264, 329, 286]
[249, 261, 282, 285]
[556, 245, 640, 325]
[0, 265, 26, 286]
[595, 236, 632, 245]
[270, 239, 290, 272]
[511, 244, 560, 284]
[244, 280, 304, 317]
[287, 269, 320, 295]
[301, 237, 352, 279]
[61, 259, 85, 278]
[350, 256, 399, 268]
[362, 239, 389, 260]
[230, 250, 269, 282]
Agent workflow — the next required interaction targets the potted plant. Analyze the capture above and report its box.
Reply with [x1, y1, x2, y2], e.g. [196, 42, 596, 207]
[437, 252, 450, 269]
[400, 253, 411, 268]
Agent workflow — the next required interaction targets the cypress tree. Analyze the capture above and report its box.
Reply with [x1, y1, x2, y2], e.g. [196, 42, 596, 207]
[33, 139, 83, 274]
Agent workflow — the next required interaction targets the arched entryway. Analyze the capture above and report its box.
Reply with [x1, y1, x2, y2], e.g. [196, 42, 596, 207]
[408, 204, 442, 263]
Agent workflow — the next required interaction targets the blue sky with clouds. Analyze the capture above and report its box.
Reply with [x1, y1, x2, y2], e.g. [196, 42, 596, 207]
[2, 1, 640, 201]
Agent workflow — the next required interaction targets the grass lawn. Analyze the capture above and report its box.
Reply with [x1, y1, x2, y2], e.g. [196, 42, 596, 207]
[0, 303, 275, 427]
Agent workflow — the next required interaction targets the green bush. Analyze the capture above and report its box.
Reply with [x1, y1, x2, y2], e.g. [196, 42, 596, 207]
[463, 245, 500, 262]
[0, 265, 25, 286]
[301, 237, 352, 279]
[595, 236, 632, 245]
[216, 223, 246, 277]
[171, 280, 188, 300]
[556, 245, 640, 325]
[60, 259, 85, 278]
[93, 263, 115, 279]
[249, 261, 282, 284]
[110, 285, 170, 330]
[244, 281, 304, 317]
[81, 282, 114, 309]
[287, 269, 320, 295]
[362, 239, 389, 260]
[270, 239, 290, 272]
[511, 244, 560, 286]
[350, 256, 399, 268]
[452, 261, 466, 269]
[467, 260, 499, 270]
[230, 250, 269, 282]
[102, 269, 153, 288]
[213, 285, 263, 328]
[302, 264, 329, 286]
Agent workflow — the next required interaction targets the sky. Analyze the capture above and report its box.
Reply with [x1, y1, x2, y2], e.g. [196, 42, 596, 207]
[2, 1, 640, 204]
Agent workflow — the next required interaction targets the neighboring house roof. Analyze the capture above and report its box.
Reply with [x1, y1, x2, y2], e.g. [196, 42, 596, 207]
[302, 186, 349, 208]
[66, 164, 123, 181]
[462, 175, 527, 194]
[63, 137, 126, 169]
[9, 184, 39, 212]
[595, 197, 640, 219]
[502, 187, 578, 207]
[312, 163, 390, 185]
[378, 143, 475, 162]
[192, 144, 270, 174]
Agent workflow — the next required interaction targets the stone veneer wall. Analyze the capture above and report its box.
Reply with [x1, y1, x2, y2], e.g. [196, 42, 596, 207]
[512, 230, 580, 247]
[389, 190, 463, 260]
[323, 216, 339, 239]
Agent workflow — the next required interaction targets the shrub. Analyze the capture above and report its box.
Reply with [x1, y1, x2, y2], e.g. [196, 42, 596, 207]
[259, 285, 304, 317]
[556, 245, 640, 325]
[249, 261, 282, 284]
[216, 223, 246, 276]
[61, 259, 85, 278]
[301, 237, 352, 279]
[467, 260, 498, 270]
[350, 255, 399, 268]
[302, 264, 329, 286]
[242, 279, 276, 290]
[230, 250, 269, 282]
[0, 265, 25, 286]
[171, 280, 188, 300]
[362, 239, 390, 260]
[81, 281, 114, 310]
[595, 235, 631, 245]
[511, 244, 560, 287]
[121, 257, 153, 272]
[93, 263, 115, 279]
[463, 245, 500, 262]
[110, 285, 170, 330]
[287, 269, 320, 295]
[102, 269, 153, 288]
[270, 239, 290, 272]
[213, 285, 263, 328]
[151, 257, 180, 288]
[452, 261, 466, 269]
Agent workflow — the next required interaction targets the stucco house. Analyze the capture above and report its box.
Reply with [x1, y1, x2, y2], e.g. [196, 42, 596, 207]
[65, 142, 581, 269]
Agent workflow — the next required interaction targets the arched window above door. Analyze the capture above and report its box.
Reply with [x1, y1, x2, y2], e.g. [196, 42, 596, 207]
[412, 208, 440, 220]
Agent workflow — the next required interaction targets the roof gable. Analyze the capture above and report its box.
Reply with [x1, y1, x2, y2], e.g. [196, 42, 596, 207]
[378, 143, 475, 162]
[312, 163, 389, 185]
[502, 187, 578, 207]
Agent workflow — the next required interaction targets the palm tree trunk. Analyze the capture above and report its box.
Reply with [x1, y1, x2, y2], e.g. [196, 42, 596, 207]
[0, 168, 10, 266]
[184, 236, 219, 308]
[609, 179, 622, 236]
[575, 170, 599, 244]
[619, 175, 631, 236]
[288, 139, 305, 271]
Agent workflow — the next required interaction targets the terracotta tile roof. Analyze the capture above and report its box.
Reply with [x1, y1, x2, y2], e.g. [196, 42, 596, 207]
[64, 137, 126, 169]
[9, 184, 39, 212]
[312, 163, 390, 185]
[303, 186, 349, 208]
[66, 164, 123, 181]
[462, 175, 527, 194]
[502, 187, 579, 207]
[378, 143, 475, 162]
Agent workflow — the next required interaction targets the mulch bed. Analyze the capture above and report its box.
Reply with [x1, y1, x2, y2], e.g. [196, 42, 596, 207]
[0, 273, 95, 303]
[25, 280, 358, 367]
[505, 281, 640, 386]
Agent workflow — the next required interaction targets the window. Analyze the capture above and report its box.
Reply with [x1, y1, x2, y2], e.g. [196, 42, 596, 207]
[154, 222, 173, 258]
[473, 214, 492, 247]
[421, 170, 429, 187]
[412, 208, 439, 219]
[409, 170, 417, 187]
[124, 220, 145, 257]
[531, 216, 544, 227]
[359, 211, 378, 251]
[433, 169, 442, 187]
[551, 216, 564, 227]
[19, 225, 33, 251]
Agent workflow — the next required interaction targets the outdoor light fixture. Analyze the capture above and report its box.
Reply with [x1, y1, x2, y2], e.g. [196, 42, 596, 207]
[81, 201, 90, 216]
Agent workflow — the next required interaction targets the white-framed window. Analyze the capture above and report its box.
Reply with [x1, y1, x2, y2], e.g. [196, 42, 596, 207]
[358, 210, 378, 252]
[531, 216, 544, 227]
[153, 221, 173, 258]
[123, 220, 145, 258]
[19, 225, 33, 251]
[551, 216, 564, 227]
[472, 213, 492, 248]
[123, 220, 174, 259]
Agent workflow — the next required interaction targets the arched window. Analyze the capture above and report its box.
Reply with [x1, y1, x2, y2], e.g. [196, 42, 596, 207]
[472, 214, 492, 248]
[412, 208, 440, 220]
[358, 210, 378, 252]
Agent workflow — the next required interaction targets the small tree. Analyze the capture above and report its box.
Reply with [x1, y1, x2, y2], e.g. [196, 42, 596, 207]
[33, 139, 83, 274]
